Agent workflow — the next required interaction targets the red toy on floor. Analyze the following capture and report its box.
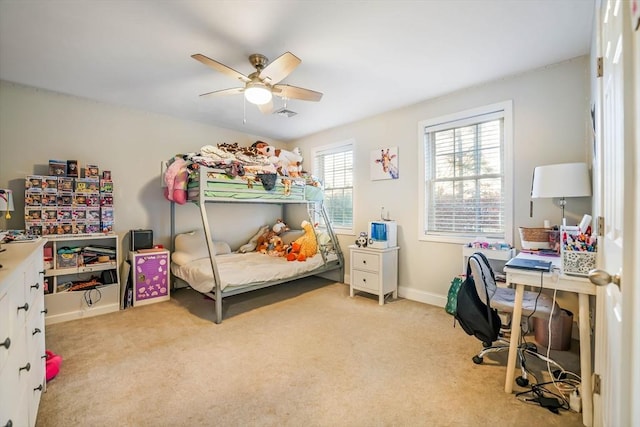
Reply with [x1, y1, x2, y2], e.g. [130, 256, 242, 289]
[45, 350, 62, 381]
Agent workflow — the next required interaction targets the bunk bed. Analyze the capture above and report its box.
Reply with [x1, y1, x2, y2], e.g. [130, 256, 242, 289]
[164, 145, 344, 323]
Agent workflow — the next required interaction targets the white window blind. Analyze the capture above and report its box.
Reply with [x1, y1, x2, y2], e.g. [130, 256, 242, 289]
[313, 142, 353, 229]
[424, 113, 505, 238]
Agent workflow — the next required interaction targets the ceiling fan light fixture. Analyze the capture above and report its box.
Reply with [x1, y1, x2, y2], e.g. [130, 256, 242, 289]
[244, 82, 272, 105]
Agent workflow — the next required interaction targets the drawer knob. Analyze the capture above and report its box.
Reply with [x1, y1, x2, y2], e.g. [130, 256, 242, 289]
[41, 308, 48, 315]
[1, 337, 10, 349]
[363, 260, 367, 264]
[19, 362, 31, 372]
[33, 328, 42, 336]
[34, 384, 43, 392]
[17, 303, 29, 312]
[31, 283, 40, 290]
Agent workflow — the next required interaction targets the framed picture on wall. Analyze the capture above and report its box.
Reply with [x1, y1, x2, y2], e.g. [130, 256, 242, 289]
[370, 147, 399, 180]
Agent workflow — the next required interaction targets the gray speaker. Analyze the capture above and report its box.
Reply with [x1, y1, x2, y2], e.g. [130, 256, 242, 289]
[130, 229, 153, 251]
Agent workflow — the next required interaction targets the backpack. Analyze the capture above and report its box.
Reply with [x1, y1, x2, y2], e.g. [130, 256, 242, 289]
[454, 253, 502, 344]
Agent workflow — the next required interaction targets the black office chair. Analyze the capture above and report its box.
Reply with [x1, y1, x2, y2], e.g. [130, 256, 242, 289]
[466, 253, 565, 387]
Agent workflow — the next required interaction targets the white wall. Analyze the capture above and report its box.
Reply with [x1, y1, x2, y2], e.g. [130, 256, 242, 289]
[0, 56, 592, 310]
[292, 56, 592, 308]
[0, 81, 284, 250]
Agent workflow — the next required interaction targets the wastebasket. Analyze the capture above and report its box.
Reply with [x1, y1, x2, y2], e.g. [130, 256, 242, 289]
[533, 308, 573, 351]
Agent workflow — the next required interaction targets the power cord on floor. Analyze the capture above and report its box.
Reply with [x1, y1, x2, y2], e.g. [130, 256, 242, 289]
[516, 380, 574, 413]
[517, 268, 582, 413]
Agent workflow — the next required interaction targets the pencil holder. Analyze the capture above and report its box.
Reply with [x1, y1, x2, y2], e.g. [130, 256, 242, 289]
[561, 226, 597, 276]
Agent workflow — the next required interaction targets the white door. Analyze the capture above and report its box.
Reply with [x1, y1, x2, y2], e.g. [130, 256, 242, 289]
[592, 0, 639, 426]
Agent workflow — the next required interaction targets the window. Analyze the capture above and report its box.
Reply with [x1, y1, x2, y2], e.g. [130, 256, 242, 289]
[418, 101, 513, 243]
[312, 139, 354, 233]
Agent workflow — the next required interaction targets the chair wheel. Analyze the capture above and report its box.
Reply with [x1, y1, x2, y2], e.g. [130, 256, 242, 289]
[482, 341, 492, 348]
[472, 355, 483, 364]
[516, 376, 529, 387]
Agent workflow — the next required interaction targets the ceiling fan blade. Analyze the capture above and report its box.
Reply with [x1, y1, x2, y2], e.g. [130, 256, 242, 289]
[199, 87, 244, 97]
[257, 100, 274, 114]
[259, 52, 301, 85]
[273, 84, 323, 102]
[192, 54, 251, 83]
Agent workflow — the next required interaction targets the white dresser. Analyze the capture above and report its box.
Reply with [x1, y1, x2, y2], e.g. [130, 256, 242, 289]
[349, 245, 399, 305]
[0, 239, 47, 427]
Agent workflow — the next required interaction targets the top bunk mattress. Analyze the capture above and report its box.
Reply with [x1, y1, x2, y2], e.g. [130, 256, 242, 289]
[171, 251, 335, 294]
[188, 169, 324, 203]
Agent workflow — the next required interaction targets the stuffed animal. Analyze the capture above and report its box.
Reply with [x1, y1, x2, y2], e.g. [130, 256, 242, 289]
[163, 157, 189, 204]
[286, 220, 317, 261]
[272, 219, 289, 235]
[267, 235, 287, 257]
[251, 141, 303, 176]
[238, 225, 270, 253]
[355, 232, 368, 248]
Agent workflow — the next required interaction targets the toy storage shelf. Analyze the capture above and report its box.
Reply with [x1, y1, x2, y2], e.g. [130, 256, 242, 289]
[43, 234, 120, 325]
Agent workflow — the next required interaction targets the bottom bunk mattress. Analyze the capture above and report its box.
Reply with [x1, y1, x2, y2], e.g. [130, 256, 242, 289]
[171, 252, 334, 294]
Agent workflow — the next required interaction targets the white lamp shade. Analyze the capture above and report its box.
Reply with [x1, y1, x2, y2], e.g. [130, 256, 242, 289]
[531, 162, 592, 199]
[0, 189, 14, 211]
[244, 82, 272, 105]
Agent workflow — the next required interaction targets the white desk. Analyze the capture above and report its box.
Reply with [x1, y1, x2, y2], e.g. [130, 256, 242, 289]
[504, 252, 597, 427]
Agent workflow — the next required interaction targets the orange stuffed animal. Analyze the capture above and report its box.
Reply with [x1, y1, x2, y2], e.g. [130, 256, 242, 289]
[286, 220, 317, 261]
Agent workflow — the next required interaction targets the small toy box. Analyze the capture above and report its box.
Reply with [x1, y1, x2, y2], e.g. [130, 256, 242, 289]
[57, 252, 79, 268]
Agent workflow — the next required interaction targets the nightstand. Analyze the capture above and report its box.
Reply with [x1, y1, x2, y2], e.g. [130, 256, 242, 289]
[349, 245, 399, 305]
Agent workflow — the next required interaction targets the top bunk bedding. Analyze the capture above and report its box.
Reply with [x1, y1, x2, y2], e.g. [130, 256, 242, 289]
[163, 142, 324, 204]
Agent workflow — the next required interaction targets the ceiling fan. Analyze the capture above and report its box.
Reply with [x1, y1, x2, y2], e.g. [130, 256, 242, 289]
[191, 51, 323, 114]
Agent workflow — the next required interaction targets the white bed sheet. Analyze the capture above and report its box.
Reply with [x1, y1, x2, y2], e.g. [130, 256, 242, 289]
[171, 251, 331, 294]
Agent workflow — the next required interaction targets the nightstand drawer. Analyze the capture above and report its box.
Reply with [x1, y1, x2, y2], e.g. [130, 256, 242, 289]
[351, 251, 380, 272]
[351, 269, 380, 291]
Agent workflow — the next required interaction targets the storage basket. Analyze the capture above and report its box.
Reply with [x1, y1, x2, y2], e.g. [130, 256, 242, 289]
[57, 252, 78, 268]
[518, 227, 550, 250]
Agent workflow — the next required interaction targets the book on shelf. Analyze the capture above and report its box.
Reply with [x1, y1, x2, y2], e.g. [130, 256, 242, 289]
[83, 245, 116, 254]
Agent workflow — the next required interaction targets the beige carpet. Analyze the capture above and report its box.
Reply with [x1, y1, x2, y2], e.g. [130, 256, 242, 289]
[37, 278, 584, 426]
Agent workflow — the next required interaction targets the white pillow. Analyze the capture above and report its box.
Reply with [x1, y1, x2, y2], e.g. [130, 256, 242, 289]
[280, 230, 305, 245]
[172, 230, 231, 265]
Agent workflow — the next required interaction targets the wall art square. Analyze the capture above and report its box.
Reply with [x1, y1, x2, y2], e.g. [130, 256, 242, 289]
[370, 147, 399, 180]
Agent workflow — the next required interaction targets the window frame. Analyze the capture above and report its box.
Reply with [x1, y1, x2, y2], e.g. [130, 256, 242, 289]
[417, 101, 513, 244]
[311, 138, 355, 235]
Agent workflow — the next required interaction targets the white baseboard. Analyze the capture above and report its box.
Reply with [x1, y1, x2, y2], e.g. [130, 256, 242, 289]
[45, 303, 120, 325]
[398, 285, 446, 308]
[344, 275, 445, 308]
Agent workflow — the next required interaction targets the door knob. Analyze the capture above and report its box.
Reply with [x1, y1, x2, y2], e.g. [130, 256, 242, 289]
[588, 269, 621, 288]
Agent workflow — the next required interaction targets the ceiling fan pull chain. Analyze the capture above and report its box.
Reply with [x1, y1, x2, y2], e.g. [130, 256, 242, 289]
[243, 96, 246, 124]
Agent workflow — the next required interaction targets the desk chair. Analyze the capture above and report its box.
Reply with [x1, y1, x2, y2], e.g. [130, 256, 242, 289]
[467, 253, 565, 387]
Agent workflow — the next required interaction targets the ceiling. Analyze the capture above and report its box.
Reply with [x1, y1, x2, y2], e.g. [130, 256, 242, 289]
[0, 1, 594, 142]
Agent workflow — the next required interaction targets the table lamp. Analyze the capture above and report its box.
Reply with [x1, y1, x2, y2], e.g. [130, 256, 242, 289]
[0, 189, 14, 220]
[531, 162, 591, 225]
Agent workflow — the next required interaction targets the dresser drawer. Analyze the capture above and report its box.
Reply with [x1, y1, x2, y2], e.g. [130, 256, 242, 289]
[351, 269, 380, 291]
[351, 251, 380, 272]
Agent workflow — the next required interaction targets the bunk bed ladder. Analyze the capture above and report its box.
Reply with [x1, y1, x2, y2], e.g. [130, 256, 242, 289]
[310, 202, 345, 281]
[198, 190, 225, 324]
